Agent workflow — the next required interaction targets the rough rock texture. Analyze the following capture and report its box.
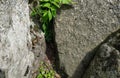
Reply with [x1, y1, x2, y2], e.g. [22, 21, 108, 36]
[0, 0, 34, 78]
[55, 0, 120, 77]
[83, 30, 120, 78]
[29, 21, 46, 78]
[28, 1, 47, 78]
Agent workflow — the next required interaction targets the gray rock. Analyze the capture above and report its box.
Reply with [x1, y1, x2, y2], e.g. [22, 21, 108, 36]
[29, 21, 46, 78]
[0, 0, 34, 78]
[55, 0, 120, 77]
[83, 30, 120, 78]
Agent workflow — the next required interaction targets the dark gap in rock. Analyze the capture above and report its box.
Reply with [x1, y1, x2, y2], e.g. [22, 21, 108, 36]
[0, 69, 6, 78]
[30, 15, 68, 78]
[113, 44, 120, 51]
[45, 18, 68, 78]
[113, 35, 120, 51]
[24, 66, 29, 76]
[29, 3, 73, 77]
[0, 70, 2, 73]
[42, 6, 73, 78]
[29, 0, 34, 4]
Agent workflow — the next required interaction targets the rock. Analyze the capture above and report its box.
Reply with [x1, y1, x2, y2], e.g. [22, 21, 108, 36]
[83, 30, 120, 78]
[0, 0, 34, 78]
[55, 0, 120, 77]
[29, 21, 46, 78]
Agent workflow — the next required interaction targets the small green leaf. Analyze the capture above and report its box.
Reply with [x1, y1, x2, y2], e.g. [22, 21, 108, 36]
[37, 74, 43, 78]
[61, 0, 72, 4]
[42, 23, 47, 32]
[51, 10, 56, 17]
[44, 74, 48, 77]
[41, 71, 45, 74]
[40, 0, 49, 2]
[50, 6, 56, 17]
[42, 11, 48, 22]
[30, 11, 36, 16]
[50, 5, 57, 11]
[51, 1, 60, 8]
[54, 0, 60, 3]
[42, 3, 51, 8]
[31, 0, 73, 42]
[48, 10, 52, 21]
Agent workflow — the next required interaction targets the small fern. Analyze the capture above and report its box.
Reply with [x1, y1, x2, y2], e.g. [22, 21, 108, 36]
[37, 62, 55, 78]
[31, 0, 72, 41]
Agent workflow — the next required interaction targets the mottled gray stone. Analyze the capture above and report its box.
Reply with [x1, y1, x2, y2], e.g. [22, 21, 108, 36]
[0, 0, 34, 78]
[55, 0, 120, 77]
[83, 30, 120, 78]
[29, 21, 46, 78]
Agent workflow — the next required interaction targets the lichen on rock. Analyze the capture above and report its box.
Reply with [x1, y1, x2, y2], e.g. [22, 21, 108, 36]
[83, 30, 120, 78]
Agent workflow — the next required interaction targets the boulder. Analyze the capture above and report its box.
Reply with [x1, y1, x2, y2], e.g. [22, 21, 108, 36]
[55, 0, 120, 77]
[0, 0, 34, 78]
[83, 30, 120, 78]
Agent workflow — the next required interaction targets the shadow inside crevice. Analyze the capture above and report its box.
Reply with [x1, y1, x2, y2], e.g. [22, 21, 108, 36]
[71, 29, 120, 78]
[45, 19, 68, 78]
[45, 5, 74, 78]
[0, 69, 6, 78]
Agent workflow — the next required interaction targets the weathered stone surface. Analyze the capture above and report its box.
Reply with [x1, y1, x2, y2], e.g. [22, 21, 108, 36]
[83, 30, 120, 78]
[29, 21, 46, 78]
[55, 0, 120, 77]
[0, 0, 34, 78]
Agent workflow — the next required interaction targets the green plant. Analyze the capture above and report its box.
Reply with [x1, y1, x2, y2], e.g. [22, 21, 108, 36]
[37, 62, 55, 78]
[31, 0, 72, 41]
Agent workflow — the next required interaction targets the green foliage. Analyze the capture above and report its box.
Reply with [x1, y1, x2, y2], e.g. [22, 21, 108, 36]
[31, 0, 72, 41]
[37, 62, 55, 78]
